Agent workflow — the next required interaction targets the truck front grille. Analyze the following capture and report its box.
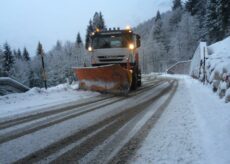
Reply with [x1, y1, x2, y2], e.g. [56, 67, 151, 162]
[97, 55, 125, 62]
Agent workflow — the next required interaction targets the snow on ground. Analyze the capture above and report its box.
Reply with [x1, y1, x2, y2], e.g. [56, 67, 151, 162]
[0, 82, 99, 118]
[131, 75, 230, 164]
[1, 73, 230, 163]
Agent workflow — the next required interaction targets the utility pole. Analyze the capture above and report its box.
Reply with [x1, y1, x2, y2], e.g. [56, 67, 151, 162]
[37, 42, 47, 89]
[203, 47, 206, 84]
[41, 52, 47, 89]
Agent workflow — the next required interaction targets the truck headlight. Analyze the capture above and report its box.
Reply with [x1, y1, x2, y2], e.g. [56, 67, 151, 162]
[129, 43, 135, 50]
[88, 46, 93, 52]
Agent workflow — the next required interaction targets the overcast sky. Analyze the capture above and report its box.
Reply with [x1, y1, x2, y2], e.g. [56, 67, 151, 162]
[0, 0, 174, 54]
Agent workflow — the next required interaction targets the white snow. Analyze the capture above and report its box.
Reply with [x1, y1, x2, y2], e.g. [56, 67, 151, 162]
[0, 82, 99, 118]
[206, 37, 230, 101]
[1, 72, 230, 163]
[190, 42, 208, 78]
[80, 80, 117, 90]
[190, 37, 230, 102]
[130, 75, 230, 164]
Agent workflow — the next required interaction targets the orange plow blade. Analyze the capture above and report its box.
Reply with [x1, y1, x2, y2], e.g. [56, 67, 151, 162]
[73, 65, 132, 95]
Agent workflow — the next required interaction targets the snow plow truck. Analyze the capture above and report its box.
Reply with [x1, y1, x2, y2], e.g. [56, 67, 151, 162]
[74, 27, 141, 95]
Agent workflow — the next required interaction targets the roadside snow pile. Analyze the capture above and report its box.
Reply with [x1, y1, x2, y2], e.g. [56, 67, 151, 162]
[207, 37, 230, 102]
[190, 37, 230, 102]
[0, 82, 99, 118]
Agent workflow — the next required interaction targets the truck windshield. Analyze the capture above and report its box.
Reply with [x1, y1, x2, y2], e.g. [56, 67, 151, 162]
[92, 34, 132, 49]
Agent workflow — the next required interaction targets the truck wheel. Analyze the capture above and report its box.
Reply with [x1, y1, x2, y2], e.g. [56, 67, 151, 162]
[137, 70, 142, 87]
[131, 72, 138, 90]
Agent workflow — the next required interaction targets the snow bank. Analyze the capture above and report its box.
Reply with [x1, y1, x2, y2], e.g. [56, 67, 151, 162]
[0, 82, 99, 118]
[190, 37, 230, 102]
[207, 37, 230, 102]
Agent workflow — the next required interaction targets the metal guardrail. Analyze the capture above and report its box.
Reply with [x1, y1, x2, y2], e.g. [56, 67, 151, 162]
[166, 60, 191, 75]
[0, 77, 30, 96]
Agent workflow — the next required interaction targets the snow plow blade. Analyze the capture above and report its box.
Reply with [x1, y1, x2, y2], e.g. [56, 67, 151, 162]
[74, 65, 132, 95]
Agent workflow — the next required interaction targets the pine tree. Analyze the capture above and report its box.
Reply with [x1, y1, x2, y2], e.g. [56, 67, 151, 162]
[85, 12, 107, 49]
[170, 0, 184, 29]
[0, 46, 2, 56]
[153, 11, 163, 42]
[0, 47, 3, 76]
[206, 0, 220, 42]
[23, 47, 30, 61]
[76, 32, 82, 47]
[99, 12, 106, 30]
[185, 0, 207, 40]
[3, 42, 14, 76]
[172, 0, 182, 10]
[197, 0, 208, 40]
[55, 40, 62, 51]
[37, 42, 44, 56]
[29, 70, 36, 87]
[16, 49, 22, 60]
[185, 0, 199, 15]
[155, 11, 161, 22]
[92, 12, 106, 31]
[85, 19, 93, 49]
[13, 50, 17, 58]
[216, 0, 230, 37]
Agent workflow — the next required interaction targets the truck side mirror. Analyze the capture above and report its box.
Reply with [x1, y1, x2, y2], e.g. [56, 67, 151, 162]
[136, 35, 141, 48]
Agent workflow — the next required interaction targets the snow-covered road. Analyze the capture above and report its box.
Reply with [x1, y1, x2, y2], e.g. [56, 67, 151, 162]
[0, 76, 177, 163]
[0, 75, 230, 164]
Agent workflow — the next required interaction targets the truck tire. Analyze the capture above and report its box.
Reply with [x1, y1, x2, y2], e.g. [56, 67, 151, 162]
[137, 70, 142, 87]
[131, 72, 138, 90]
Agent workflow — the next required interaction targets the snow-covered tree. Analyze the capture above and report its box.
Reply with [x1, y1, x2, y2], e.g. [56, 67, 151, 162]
[0, 46, 4, 76]
[134, 0, 201, 73]
[85, 19, 93, 49]
[170, 0, 184, 30]
[23, 47, 30, 61]
[34, 41, 46, 87]
[172, 0, 182, 10]
[205, 0, 220, 43]
[85, 12, 106, 49]
[185, 0, 207, 40]
[2, 42, 14, 76]
[76, 32, 82, 47]
[55, 40, 62, 51]
[185, 0, 199, 15]
[153, 11, 163, 41]
[30, 56, 43, 87]
[11, 56, 30, 86]
[92, 12, 106, 31]
[216, 0, 230, 37]
[16, 49, 22, 60]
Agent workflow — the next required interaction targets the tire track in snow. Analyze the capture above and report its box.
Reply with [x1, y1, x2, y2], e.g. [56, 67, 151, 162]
[0, 96, 113, 130]
[110, 80, 178, 163]
[0, 78, 158, 130]
[13, 80, 175, 163]
[0, 79, 163, 144]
